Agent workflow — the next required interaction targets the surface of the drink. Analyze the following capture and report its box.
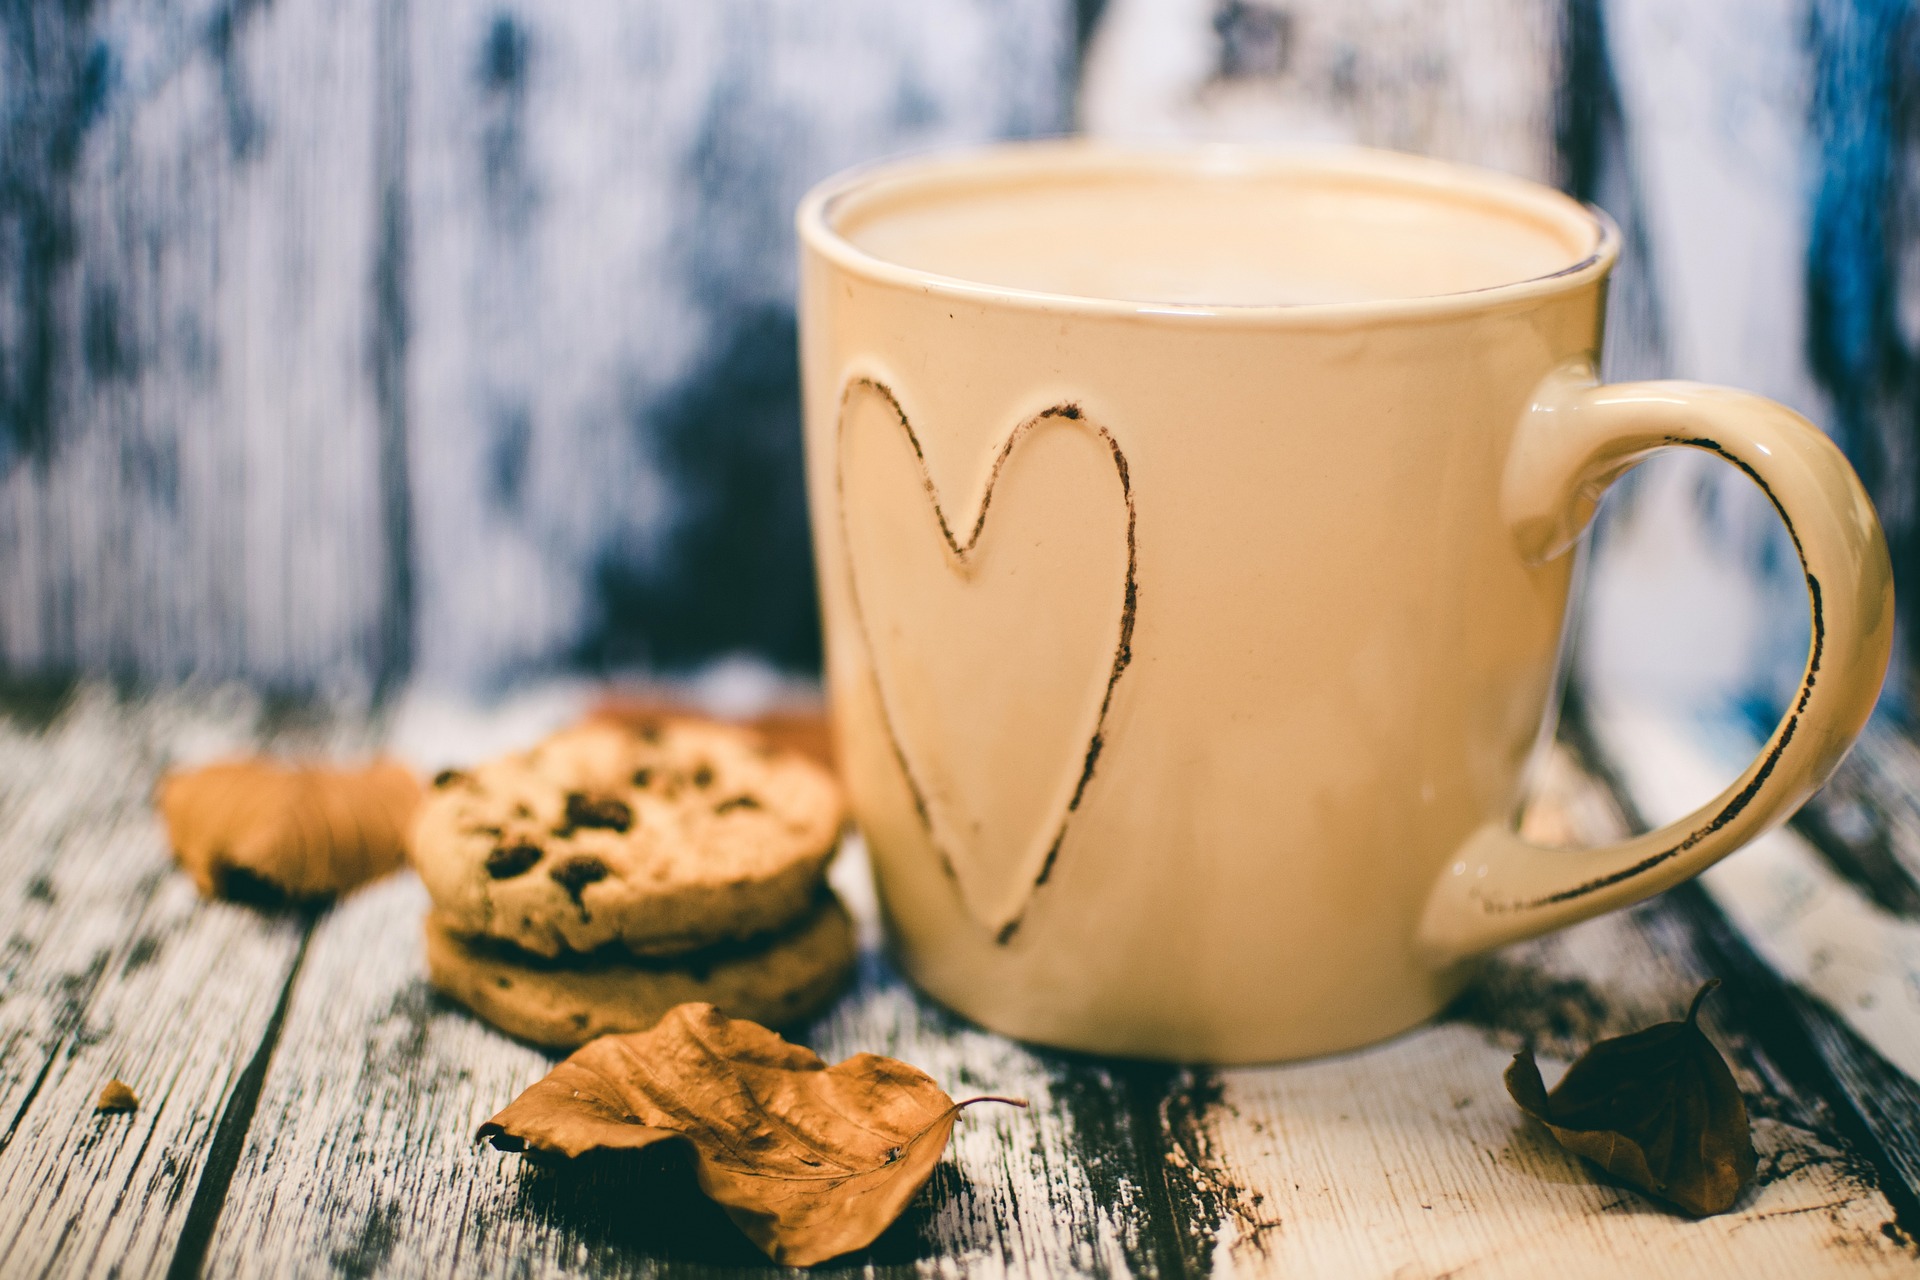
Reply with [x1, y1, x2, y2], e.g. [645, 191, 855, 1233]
[832, 151, 1598, 307]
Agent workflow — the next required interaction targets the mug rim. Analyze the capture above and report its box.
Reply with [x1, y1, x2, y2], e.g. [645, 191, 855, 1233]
[797, 139, 1620, 326]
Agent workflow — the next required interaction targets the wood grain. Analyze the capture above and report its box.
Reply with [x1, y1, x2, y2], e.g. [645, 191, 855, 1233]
[0, 0, 1073, 691]
[199, 863, 1183, 1278]
[0, 0, 401, 689]
[201, 694, 1164, 1276]
[1583, 697, 1920, 1215]
[0, 685, 371, 1277]
[1144, 745, 1916, 1278]
[1794, 718, 1920, 917]
[5, 685, 1918, 1277]
[200, 717, 1920, 1277]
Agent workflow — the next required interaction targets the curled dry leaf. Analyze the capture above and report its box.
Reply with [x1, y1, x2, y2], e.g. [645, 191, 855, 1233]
[1505, 980, 1756, 1217]
[95, 1079, 138, 1113]
[479, 1002, 1023, 1266]
[157, 758, 421, 903]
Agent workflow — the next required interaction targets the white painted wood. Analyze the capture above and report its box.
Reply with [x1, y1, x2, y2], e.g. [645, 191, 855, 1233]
[383, 678, 596, 777]
[200, 700, 1918, 1278]
[0, 685, 359, 1277]
[1585, 697, 1920, 1086]
[204, 696, 1151, 1278]
[6, 685, 1913, 1276]
[0, 0, 400, 690]
[1190, 746, 1916, 1278]
[1205, 1021, 1910, 1278]
[199, 852, 1155, 1278]
[0, 685, 281, 1119]
[1080, 0, 1562, 182]
[1811, 717, 1920, 894]
[406, 0, 1071, 685]
[808, 860, 1147, 1280]
[1572, 0, 1827, 720]
[1602, 0, 1827, 419]
[0, 0, 1073, 691]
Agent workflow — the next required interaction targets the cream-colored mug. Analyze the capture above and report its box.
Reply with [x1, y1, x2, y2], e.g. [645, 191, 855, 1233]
[796, 141, 1894, 1063]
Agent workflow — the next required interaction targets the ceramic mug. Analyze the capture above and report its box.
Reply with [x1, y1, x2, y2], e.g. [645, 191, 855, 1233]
[795, 142, 1894, 1063]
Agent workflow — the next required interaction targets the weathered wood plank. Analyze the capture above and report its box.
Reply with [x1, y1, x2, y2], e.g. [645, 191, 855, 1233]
[0, 0, 1075, 691]
[1794, 717, 1920, 917]
[1081, 0, 1562, 182]
[12, 684, 1915, 1277]
[1, 686, 258, 1135]
[1582, 697, 1920, 1209]
[404, 0, 1073, 683]
[0, 0, 402, 689]
[201, 693, 1165, 1277]
[1161, 744, 1916, 1277]
[198, 694, 1920, 1278]
[0, 684, 368, 1278]
[198, 857, 1168, 1278]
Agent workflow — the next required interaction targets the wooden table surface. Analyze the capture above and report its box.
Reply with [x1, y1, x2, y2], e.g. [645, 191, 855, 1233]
[3, 680, 1919, 1278]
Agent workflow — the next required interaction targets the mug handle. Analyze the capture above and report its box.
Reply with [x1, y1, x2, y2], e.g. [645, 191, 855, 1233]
[1418, 362, 1895, 961]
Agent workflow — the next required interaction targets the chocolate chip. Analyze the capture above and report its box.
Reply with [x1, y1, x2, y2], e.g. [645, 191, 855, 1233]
[715, 795, 761, 814]
[562, 792, 633, 834]
[631, 768, 652, 788]
[485, 843, 543, 879]
[638, 721, 663, 743]
[692, 764, 714, 789]
[550, 855, 609, 904]
[432, 768, 471, 789]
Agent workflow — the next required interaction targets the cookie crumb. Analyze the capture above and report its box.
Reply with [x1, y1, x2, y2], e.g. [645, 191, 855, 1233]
[96, 1079, 138, 1114]
[486, 842, 544, 879]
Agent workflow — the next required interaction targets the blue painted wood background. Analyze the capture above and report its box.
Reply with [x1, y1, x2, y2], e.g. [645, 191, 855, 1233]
[1, 0, 1914, 712]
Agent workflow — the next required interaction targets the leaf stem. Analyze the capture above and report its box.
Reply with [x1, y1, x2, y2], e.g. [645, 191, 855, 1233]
[1685, 978, 1721, 1025]
[955, 1095, 1030, 1112]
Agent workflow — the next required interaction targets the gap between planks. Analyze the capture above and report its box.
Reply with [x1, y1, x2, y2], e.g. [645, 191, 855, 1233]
[0, 685, 382, 1279]
[202, 705, 1918, 1279]
[1580, 696, 1920, 1220]
[5, 685, 1917, 1278]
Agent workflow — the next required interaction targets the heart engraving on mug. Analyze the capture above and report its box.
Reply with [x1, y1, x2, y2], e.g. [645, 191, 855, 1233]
[837, 377, 1137, 940]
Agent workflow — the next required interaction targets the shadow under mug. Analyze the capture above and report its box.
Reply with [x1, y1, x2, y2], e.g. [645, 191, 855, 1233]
[796, 141, 1894, 1064]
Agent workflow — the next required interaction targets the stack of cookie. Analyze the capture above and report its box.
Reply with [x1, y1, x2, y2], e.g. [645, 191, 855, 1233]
[411, 717, 854, 1049]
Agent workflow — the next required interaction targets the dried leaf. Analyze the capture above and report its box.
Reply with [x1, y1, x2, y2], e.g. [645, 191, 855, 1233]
[479, 1002, 1022, 1266]
[1505, 980, 1756, 1216]
[95, 1079, 138, 1113]
[157, 758, 421, 902]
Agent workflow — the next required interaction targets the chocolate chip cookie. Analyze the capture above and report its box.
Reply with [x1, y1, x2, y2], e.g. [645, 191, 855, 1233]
[425, 893, 856, 1049]
[409, 719, 845, 958]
